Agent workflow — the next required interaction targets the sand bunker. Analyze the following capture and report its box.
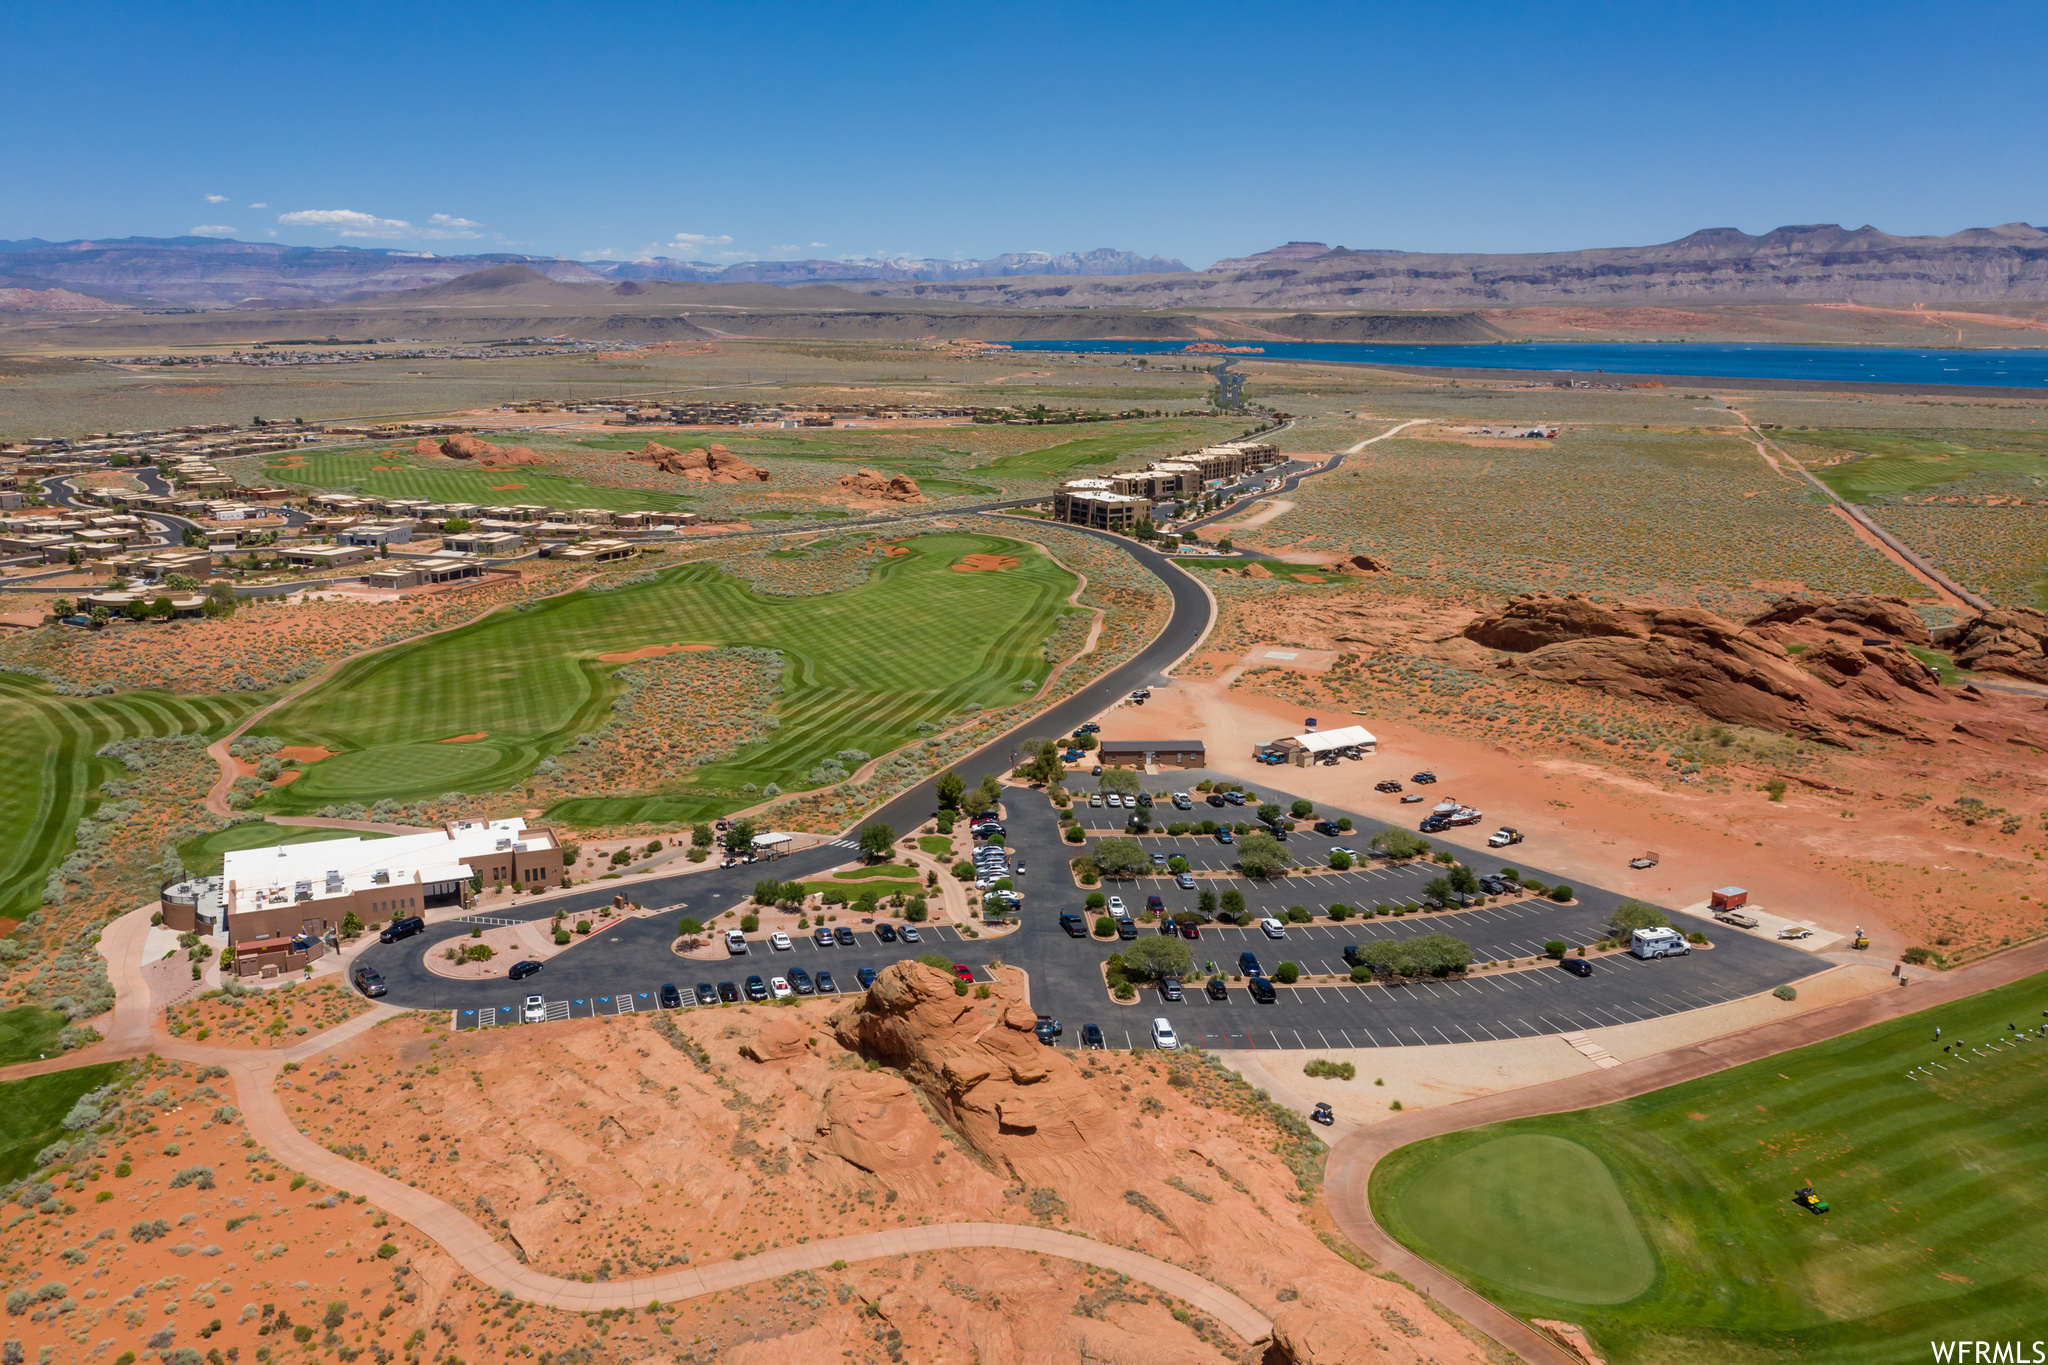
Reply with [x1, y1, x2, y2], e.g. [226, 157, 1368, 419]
[951, 554, 1020, 573]
[371, 465, 405, 471]
[277, 745, 334, 764]
[596, 643, 714, 663]
[489, 483, 526, 490]
[437, 732, 489, 743]
[874, 542, 912, 557]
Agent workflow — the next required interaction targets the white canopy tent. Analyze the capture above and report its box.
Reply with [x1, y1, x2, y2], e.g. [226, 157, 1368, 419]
[1290, 723, 1377, 753]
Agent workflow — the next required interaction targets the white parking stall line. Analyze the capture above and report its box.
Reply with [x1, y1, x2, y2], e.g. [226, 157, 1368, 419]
[1452, 1023, 1478, 1043]
[1272, 1032, 1285, 1049]
[1316, 1030, 1332, 1048]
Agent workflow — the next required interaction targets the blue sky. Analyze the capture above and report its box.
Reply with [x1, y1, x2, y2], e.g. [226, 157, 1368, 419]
[5, 0, 2043, 267]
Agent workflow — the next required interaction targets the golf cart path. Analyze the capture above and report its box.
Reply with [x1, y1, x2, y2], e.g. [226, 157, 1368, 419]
[4, 905, 1272, 1342]
[1319, 935, 2048, 1365]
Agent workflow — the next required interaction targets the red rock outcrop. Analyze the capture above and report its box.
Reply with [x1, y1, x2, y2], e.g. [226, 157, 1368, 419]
[1937, 606, 2048, 685]
[1339, 553, 1392, 573]
[629, 440, 770, 482]
[435, 431, 546, 467]
[412, 437, 441, 459]
[1464, 592, 1947, 746]
[826, 962, 1116, 1180]
[837, 467, 924, 502]
[1746, 593, 1932, 645]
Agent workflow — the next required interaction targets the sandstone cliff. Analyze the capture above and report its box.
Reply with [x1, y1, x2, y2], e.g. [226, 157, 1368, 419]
[837, 467, 924, 502]
[630, 440, 770, 482]
[1937, 606, 2048, 685]
[428, 431, 546, 467]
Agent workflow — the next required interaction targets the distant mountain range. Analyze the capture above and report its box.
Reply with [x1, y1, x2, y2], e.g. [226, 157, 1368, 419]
[4, 224, 2048, 311]
[854, 225, 2048, 308]
[0, 237, 1185, 308]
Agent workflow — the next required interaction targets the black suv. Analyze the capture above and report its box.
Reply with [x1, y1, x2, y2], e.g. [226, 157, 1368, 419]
[1342, 945, 1367, 968]
[788, 967, 815, 995]
[1247, 976, 1277, 1003]
[717, 981, 741, 1002]
[744, 975, 768, 1001]
[380, 916, 425, 944]
[1158, 976, 1184, 1002]
[1239, 951, 1264, 977]
[1313, 820, 1342, 836]
[508, 960, 542, 981]
[1081, 1023, 1105, 1049]
[1059, 913, 1087, 937]
[875, 923, 898, 943]
[1207, 793, 1228, 807]
[351, 965, 387, 998]
[1562, 958, 1593, 977]
[659, 983, 682, 1008]
[695, 982, 719, 1005]
[1205, 978, 1228, 1001]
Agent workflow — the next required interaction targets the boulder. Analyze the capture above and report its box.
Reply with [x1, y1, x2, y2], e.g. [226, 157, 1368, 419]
[1464, 592, 1647, 652]
[1342, 553, 1392, 573]
[629, 441, 770, 482]
[837, 467, 925, 502]
[436, 431, 544, 467]
[815, 1071, 944, 1174]
[739, 1015, 810, 1064]
[412, 437, 441, 459]
[1937, 606, 2048, 685]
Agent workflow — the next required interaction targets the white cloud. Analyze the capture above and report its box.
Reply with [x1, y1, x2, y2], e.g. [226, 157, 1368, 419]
[248, 201, 268, 208]
[809, 241, 827, 248]
[277, 208, 414, 238]
[190, 224, 237, 237]
[672, 232, 732, 247]
[580, 248, 620, 260]
[204, 194, 228, 203]
[420, 213, 485, 240]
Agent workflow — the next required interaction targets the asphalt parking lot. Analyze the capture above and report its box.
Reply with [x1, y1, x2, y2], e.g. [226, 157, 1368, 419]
[370, 765, 1826, 1049]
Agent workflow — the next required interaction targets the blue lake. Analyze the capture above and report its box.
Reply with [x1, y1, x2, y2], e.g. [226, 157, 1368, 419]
[1003, 339, 2048, 389]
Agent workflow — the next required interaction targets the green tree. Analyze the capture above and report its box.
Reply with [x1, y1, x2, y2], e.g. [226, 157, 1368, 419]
[1423, 876, 1452, 904]
[691, 823, 713, 848]
[1611, 899, 1668, 932]
[677, 917, 704, 936]
[1094, 915, 1116, 937]
[1257, 802, 1284, 826]
[1167, 855, 1189, 874]
[902, 897, 929, 922]
[1368, 828, 1430, 860]
[935, 770, 966, 809]
[952, 859, 975, 880]
[1289, 799, 1314, 819]
[1014, 738, 1064, 786]
[1123, 935, 1193, 981]
[1274, 961, 1300, 984]
[1220, 888, 1245, 921]
[1098, 767, 1141, 797]
[753, 879, 783, 905]
[969, 774, 1005, 813]
[1448, 865, 1480, 895]
[856, 822, 896, 861]
[1073, 732, 1097, 752]
[1197, 888, 1217, 916]
[1329, 850, 1353, 870]
[1234, 831, 1295, 878]
[1090, 837, 1149, 878]
[339, 910, 363, 939]
[49, 597, 72, 618]
[1350, 932, 1474, 979]
[723, 818, 756, 854]
[1544, 940, 1569, 959]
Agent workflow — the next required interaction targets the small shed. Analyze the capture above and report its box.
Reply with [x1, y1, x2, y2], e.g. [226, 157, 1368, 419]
[751, 832, 793, 859]
[1710, 886, 1748, 910]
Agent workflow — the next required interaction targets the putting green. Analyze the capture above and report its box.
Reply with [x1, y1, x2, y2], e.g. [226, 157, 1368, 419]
[249, 532, 1075, 821]
[1370, 970, 2048, 1363]
[1388, 1134, 1655, 1304]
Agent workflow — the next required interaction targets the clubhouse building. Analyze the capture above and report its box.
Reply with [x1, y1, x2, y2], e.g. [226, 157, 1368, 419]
[162, 817, 566, 978]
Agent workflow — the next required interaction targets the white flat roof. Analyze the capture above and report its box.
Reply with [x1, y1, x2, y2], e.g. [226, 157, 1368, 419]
[1291, 723, 1377, 752]
[222, 817, 548, 911]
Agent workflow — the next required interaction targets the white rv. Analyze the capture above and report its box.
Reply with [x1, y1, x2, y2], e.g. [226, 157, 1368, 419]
[1630, 927, 1690, 960]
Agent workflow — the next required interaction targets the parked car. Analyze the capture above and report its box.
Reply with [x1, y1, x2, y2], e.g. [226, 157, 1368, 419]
[659, 982, 682, 1009]
[1247, 976, 1277, 1003]
[1175, 872, 1196, 890]
[1562, 958, 1593, 977]
[1207, 793, 1227, 807]
[1205, 978, 1228, 1001]
[1081, 1023, 1106, 1049]
[875, 923, 898, 943]
[1341, 945, 1366, 968]
[834, 926, 856, 946]
[1159, 976, 1184, 1002]
[522, 994, 547, 1024]
[1151, 851, 1168, 866]
[856, 967, 878, 988]
[1313, 820, 1342, 836]
[1033, 1016, 1062, 1045]
[1116, 917, 1138, 940]
[717, 980, 741, 1002]
[1216, 829, 1234, 845]
[726, 929, 750, 955]
[351, 965, 387, 998]
[695, 982, 719, 1005]
[769, 976, 793, 1000]
[1330, 845, 1357, 858]
[788, 967, 814, 995]
[1089, 793, 1104, 808]
[952, 963, 975, 984]
[1259, 917, 1287, 939]
[1240, 951, 1265, 977]
[1145, 894, 1165, 914]
[379, 916, 426, 944]
[1172, 793, 1192, 810]
[1060, 913, 1087, 937]
[1479, 875, 1510, 895]
[1179, 921, 1201, 940]
[745, 975, 768, 1001]
[816, 970, 838, 993]
[1488, 827, 1524, 848]
[1150, 1017, 1179, 1050]
[1107, 895, 1126, 914]
[814, 927, 835, 947]
[509, 960, 542, 981]
[900, 926, 921, 943]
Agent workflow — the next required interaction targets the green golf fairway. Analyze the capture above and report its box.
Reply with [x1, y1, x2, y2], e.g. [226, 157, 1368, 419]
[0, 1063, 127, 1184]
[1388, 1134, 1655, 1303]
[262, 448, 698, 512]
[249, 532, 1074, 823]
[1369, 971, 2048, 1363]
[0, 675, 266, 919]
[0, 1006, 73, 1068]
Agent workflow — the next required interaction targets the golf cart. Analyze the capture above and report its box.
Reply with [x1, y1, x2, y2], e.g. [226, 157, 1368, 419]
[1310, 1103, 1335, 1127]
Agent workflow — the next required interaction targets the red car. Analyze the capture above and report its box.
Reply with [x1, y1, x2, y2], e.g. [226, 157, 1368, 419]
[1179, 921, 1201, 940]
[952, 963, 975, 984]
